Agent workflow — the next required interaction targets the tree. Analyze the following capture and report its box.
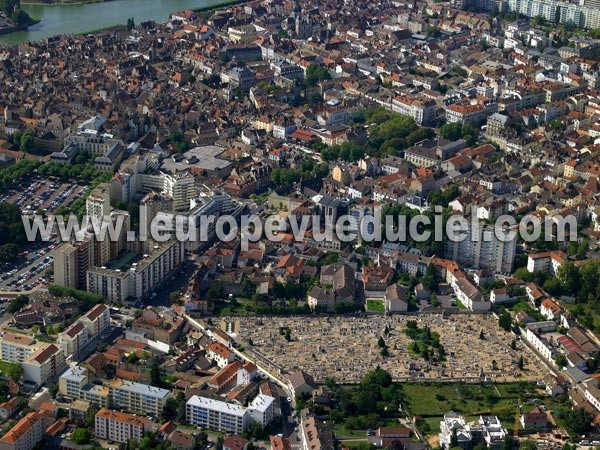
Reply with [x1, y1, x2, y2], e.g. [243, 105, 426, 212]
[164, 397, 180, 421]
[149, 358, 163, 387]
[450, 429, 459, 447]
[5, 363, 23, 382]
[167, 130, 189, 153]
[557, 261, 580, 295]
[520, 441, 537, 450]
[426, 26, 441, 38]
[533, 15, 545, 26]
[518, 356, 524, 370]
[169, 291, 181, 305]
[479, 330, 485, 340]
[7, 295, 28, 314]
[11, 8, 31, 26]
[440, 123, 463, 141]
[501, 435, 514, 450]
[241, 278, 256, 298]
[510, 339, 517, 350]
[84, 407, 98, 428]
[439, 122, 479, 146]
[557, 407, 592, 435]
[127, 17, 135, 30]
[19, 131, 34, 152]
[499, 312, 512, 331]
[71, 428, 91, 445]
[305, 64, 330, 87]
[555, 354, 567, 368]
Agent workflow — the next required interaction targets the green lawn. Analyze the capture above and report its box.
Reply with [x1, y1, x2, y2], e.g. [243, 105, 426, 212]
[505, 299, 544, 322]
[366, 299, 385, 313]
[334, 423, 366, 438]
[0, 360, 20, 379]
[454, 298, 467, 309]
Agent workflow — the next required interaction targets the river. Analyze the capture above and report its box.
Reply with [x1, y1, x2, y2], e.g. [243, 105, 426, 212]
[0, 0, 225, 45]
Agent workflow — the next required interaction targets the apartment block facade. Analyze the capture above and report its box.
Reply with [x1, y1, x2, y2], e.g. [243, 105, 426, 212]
[95, 408, 153, 443]
[186, 394, 275, 435]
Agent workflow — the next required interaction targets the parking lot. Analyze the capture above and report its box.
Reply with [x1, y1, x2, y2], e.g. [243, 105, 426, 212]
[231, 314, 547, 384]
[0, 178, 89, 293]
[0, 241, 58, 293]
[2, 180, 88, 216]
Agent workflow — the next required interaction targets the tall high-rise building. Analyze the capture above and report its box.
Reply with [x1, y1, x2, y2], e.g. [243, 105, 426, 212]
[444, 220, 517, 273]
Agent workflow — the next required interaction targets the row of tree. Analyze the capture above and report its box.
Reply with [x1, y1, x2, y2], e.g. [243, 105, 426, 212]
[0, 203, 28, 264]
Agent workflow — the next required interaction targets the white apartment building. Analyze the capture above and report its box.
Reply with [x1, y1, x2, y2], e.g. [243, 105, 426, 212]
[584, 382, 600, 412]
[95, 408, 153, 443]
[0, 412, 44, 450]
[59, 365, 170, 417]
[444, 220, 517, 273]
[59, 365, 90, 399]
[57, 322, 90, 361]
[142, 171, 196, 212]
[22, 343, 66, 386]
[505, 0, 600, 28]
[57, 304, 109, 360]
[186, 396, 247, 434]
[525, 328, 555, 362]
[391, 96, 436, 125]
[247, 395, 275, 428]
[446, 101, 498, 125]
[109, 379, 171, 417]
[0, 333, 64, 388]
[87, 239, 186, 303]
[86, 185, 111, 221]
[526, 251, 566, 275]
[0, 333, 39, 363]
[186, 394, 275, 434]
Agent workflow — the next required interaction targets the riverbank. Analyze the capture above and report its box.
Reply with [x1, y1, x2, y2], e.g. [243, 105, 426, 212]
[192, 0, 249, 15]
[0, 15, 40, 36]
[75, 23, 124, 35]
[21, 0, 113, 5]
[0, 0, 234, 44]
[0, 23, 27, 36]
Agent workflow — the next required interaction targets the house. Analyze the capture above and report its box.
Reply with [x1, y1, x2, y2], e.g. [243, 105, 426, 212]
[288, 371, 315, 399]
[540, 299, 563, 321]
[223, 435, 249, 450]
[490, 288, 511, 304]
[307, 265, 355, 311]
[270, 436, 291, 450]
[526, 251, 567, 275]
[0, 397, 20, 419]
[372, 427, 412, 447]
[363, 265, 395, 292]
[206, 342, 235, 368]
[439, 412, 472, 450]
[520, 407, 549, 430]
[169, 430, 196, 450]
[453, 274, 490, 312]
[543, 374, 565, 397]
[414, 283, 431, 300]
[385, 284, 408, 314]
